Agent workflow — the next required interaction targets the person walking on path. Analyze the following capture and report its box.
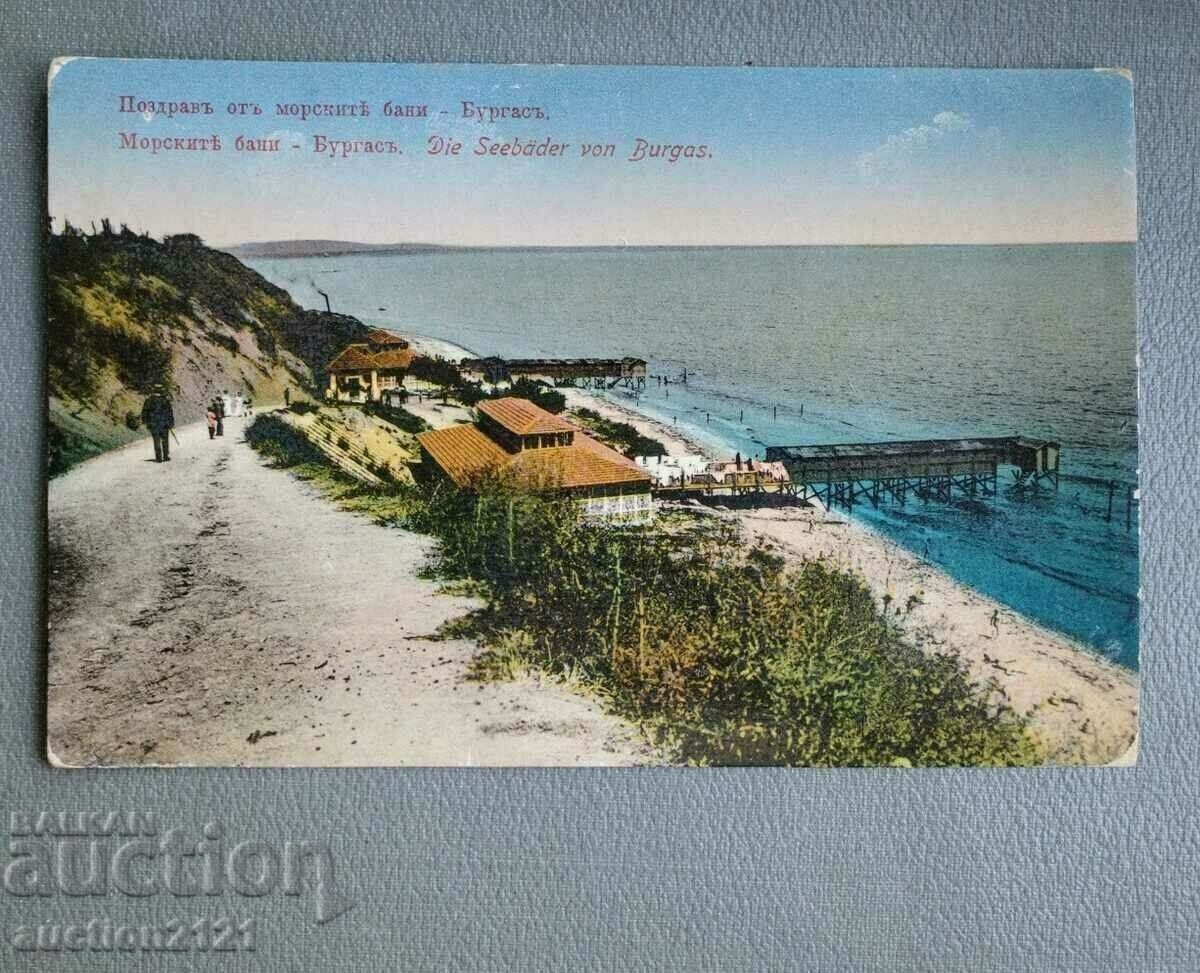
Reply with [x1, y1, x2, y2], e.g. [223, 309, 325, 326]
[206, 402, 218, 440]
[284, 386, 291, 408]
[213, 395, 225, 437]
[990, 608, 1000, 638]
[140, 384, 175, 463]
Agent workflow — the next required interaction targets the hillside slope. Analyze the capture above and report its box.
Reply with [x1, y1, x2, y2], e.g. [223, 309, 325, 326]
[46, 225, 368, 473]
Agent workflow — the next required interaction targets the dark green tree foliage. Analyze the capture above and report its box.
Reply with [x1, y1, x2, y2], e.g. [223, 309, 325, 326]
[243, 413, 328, 467]
[408, 358, 567, 414]
[361, 400, 429, 434]
[90, 324, 174, 393]
[280, 310, 366, 380]
[505, 377, 566, 414]
[407, 355, 463, 389]
[572, 406, 666, 457]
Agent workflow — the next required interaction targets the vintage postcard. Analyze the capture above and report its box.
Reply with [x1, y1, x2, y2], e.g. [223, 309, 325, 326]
[45, 59, 1138, 767]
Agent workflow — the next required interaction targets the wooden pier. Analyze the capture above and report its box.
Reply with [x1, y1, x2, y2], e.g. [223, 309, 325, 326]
[764, 436, 1061, 511]
[460, 356, 648, 390]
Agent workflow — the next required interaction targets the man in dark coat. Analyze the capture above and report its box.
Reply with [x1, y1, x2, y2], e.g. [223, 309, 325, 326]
[140, 384, 175, 462]
[213, 394, 225, 437]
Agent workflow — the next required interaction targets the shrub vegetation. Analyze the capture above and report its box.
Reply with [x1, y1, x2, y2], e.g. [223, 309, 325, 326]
[362, 400, 429, 434]
[246, 415, 1040, 767]
[407, 357, 566, 414]
[571, 406, 666, 457]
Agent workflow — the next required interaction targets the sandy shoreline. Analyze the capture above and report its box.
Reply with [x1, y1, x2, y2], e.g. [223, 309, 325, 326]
[559, 387, 720, 460]
[398, 331, 479, 362]
[390, 330, 1139, 764]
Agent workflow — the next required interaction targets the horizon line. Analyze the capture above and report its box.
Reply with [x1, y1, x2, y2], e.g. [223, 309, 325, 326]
[220, 238, 1137, 251]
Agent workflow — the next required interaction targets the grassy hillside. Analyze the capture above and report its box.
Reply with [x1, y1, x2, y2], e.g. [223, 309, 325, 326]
[46, 222, 369, 474]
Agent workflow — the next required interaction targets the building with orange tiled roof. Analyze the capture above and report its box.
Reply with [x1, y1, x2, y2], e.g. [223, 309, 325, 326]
[364, 328, 409, 347]
[326, 330, 417, 403]
[417, 397, 653, 522]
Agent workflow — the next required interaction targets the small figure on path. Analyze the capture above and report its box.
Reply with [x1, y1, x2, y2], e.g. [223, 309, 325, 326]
[244, 394, 253, 416]
[284, 386, 291, 408]
[990, 608, 1000, 638]
[206, 402, 218, 440]
[221, 389, 234, 420]
[140, 384, 175, 463]
[232, 391, 244, 418]
[213, 395, 225, 437]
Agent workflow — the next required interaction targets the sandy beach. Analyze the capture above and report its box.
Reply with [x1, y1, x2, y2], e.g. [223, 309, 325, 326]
[399, 331, 478, 362]
[559, 387, 720, 460]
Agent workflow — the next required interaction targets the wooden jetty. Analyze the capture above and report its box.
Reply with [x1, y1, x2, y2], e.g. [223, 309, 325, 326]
[460, 356, 648, 390]
[765, 436, 1061, 510]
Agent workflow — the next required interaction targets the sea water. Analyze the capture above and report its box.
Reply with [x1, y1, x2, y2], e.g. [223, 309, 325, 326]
[247, 245, 1139, 668]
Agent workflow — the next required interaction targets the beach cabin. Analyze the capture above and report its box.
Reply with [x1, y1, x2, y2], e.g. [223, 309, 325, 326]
[416, 397, 654, 522]
[1008, 437, 1061, 482]
[326, 329, 416, 403]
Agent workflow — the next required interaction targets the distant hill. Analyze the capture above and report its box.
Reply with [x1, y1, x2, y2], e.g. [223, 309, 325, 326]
[224, 239, 459, 259]
[46, 224, 370, 474]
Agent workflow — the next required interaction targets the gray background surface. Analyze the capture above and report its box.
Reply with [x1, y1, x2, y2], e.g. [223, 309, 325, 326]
[3, 2, 1197, 970]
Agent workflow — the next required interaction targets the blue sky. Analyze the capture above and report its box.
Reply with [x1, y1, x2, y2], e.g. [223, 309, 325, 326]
[48, 59, 1136, 246]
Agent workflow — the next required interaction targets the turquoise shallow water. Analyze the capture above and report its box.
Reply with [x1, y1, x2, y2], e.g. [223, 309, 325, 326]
[248, 244, 1139, 668]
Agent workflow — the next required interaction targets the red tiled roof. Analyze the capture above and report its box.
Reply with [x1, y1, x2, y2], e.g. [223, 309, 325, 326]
[372, 347, 416, 369]
[328, 343, 416, 371]
[509, 434, 651, 489]
[418, 414, 650, 491]
[328, 344, 378, 371]
[477, 397, 576, 435]
[415, 425, 511, 487]
[366, 328, 409, 347]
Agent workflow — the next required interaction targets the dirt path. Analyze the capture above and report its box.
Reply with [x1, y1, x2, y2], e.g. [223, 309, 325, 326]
[47, 413, 653, 767]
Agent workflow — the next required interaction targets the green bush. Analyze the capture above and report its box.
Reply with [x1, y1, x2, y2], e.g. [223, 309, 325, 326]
[413, 476, 1039, 767]
[571, 406, 666, 457]
[362, 400, 429, 433]
[206, 330, 240, 354]
[89, 323, 173, 393]
[408, 355, 463, 389]
[406, 358, 565, 414]
[244, 414, 327, 468]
